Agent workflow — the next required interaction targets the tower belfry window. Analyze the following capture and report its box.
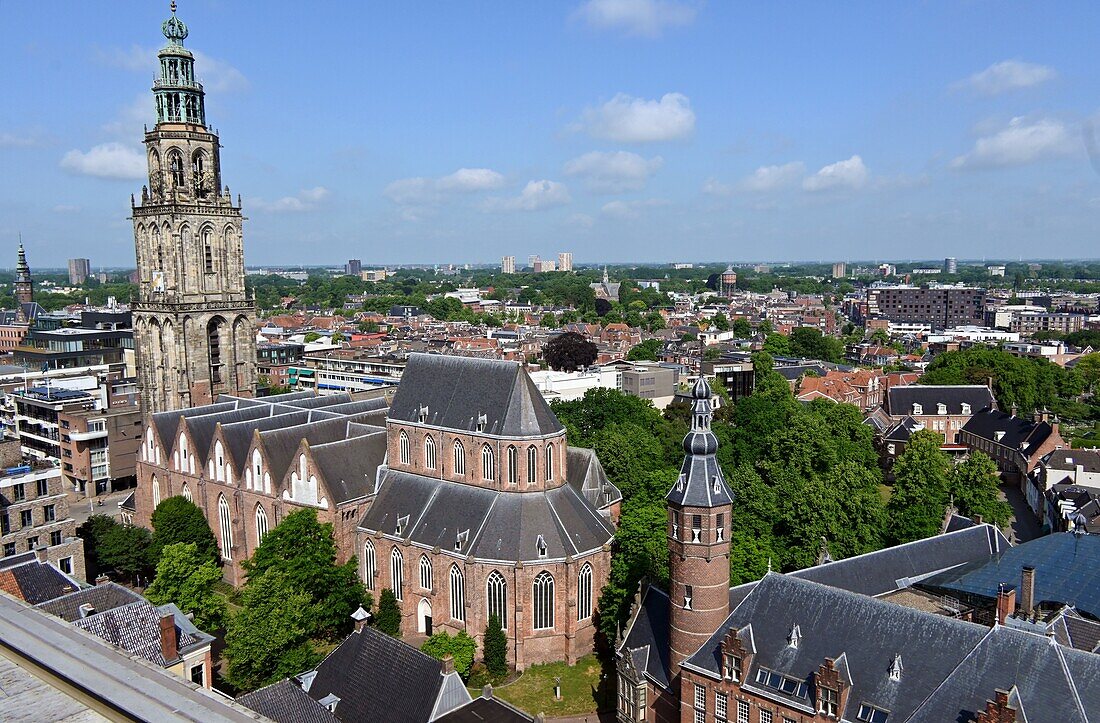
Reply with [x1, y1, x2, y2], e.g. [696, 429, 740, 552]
[168, 151, 185, 188]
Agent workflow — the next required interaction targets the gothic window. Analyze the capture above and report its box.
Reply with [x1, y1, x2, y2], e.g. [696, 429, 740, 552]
[217, 494, 233, 561]
[391, 547, 404, 600]
[818, 687, 838, 717]
[192, 151, 206, 197]
[482, 444, 495, 481]
[486, 570, 507, 629]
[152, 475, 161, 508]
[424, 435, 436, 470]
[578, 562, 593, 620]
[419, 555, 433, 591]
[545, 443, 554, 482]
[363, 540, 376, 591]
[449, 565, 465, 622]
[255, 504, 269, 545]
[202, 227, 214, 274]
[453, 440, 465, 475]
[181, 483, 191, 502]
[207, 318, 224, 384]
[527, 445, 537, 486]
[252, 449, 263, 491]
[167, 150, 185, 188]
[533, 571, 555, 630]
[399, 430, 410, 466]
[507, 445, 518, 485]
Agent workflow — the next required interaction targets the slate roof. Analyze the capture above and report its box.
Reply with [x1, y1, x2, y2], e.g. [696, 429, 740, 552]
[566, 446, 622, 511]
[617, 585, 672, 690]
[36, 581, 142, 621]
[960, 408, 1055, 454]
[237, 679, 339, 723]
[305, 625, 471, 723]
[921, 531, 1100, 619]
[1041, 448, 1100, 474]
[359, 468, 615, 561]
[883, 415, 921, 442]
[435, 696, 533, 722]
[309, 430, 387, 504]
[1048, 607, 1100, 654]
[72, 600, 211, 667]
[885, 384, 995, 416]
[0, 558, 81, 604]
[388, 353, 563, 437]
[666, 377, 734, 509]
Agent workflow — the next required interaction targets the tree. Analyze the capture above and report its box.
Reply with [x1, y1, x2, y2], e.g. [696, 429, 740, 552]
[302, 331, 321, 343]
[626, 339, 662, 361]
[150, 496, 219, 565]
[420, 630, 477, 680]
[790, 327, 844, 363]
[870, 328, 890, 346]
[223, 571, 319, 692]
[704, 346, 722, 361]
[887, 430, 953, 544]
[375, 588, 402, 637]
[1076, 353, 1100, 394]
[920, 346, 1081, 413]
[77, 514, 121, 578]
[762, 332, 790, 357]
[540, 312, 557, 329]
[483, 614, 508, 677]
[594, 298, 613, 317]
[242, 509, 369, 639]
[145, 542, 227, 630]
[98, 524, 154, 584]
[644, 311, 666, 331]
[543, 332, 597, 372]
[951, 452, 1012, 527]
[731, 317, 752, 338]
[711, 313, 729, 331]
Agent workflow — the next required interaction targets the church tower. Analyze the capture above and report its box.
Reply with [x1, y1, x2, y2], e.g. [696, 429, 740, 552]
[666, 376, 734, 677]
[14, 243, 32, 306]
[131, 3, 256, 414]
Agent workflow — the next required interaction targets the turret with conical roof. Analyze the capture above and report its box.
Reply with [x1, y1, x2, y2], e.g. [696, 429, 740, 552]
[666, 375, 734, 678]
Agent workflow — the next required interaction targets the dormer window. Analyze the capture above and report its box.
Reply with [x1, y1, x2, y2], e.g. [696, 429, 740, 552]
[455, 529, 469, 552]
[819, 686, 839, 717]
[536, 535, 547, 558]
[888, 654, 903, 682]
[418, 405, 429, 423]
[712, 475, 722, 494]
[723, 653, 742, 682]
[856, 704, 889, 723]
[961, 403, 971, 415]
[936, 403, 947, 415]
[476, 413, 487, 433]
[912, 403, 923, 415]
[995, 431, 1006, 442]
[787, 624, 801, 649]
[395, 514, 409, 536]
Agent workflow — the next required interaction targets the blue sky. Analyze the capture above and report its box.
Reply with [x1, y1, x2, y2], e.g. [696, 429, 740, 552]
[2, 1, 1099, 268]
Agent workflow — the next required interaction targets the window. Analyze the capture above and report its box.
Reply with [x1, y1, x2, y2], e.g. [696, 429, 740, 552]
[819, 687, 838, 717]
[545, 443, 554, 481]
[255, 505, 269, 545]
[736, 700, 750, 723]
[684, 584, 693, 610]
[152, 475, 161, 509]
[449, 565, 465, 621]
[207, 320, 223, 384]
[694, 684, 706, 710]
[59, 556, 73, 575]
[44, 504, 55, 522]
[482, 444, 495, 481]
[50, 531, 62, 546]
[533, 571, 555, 630]
[190, 663, 205, 687]
[202, 228, 214, 274]
[577, 563, 593, 620]
[12, 484, 24, 502]
[391, 547, 404, 600]
[723, 653, 741, 682]
[691, 514, 702, 543]
[716, 512, 725, 542]
[36, 478, 48, 497]
[0, 513, 7, 535]
[217, 495, 233, 560]
[453, 441, 465, 475]
[27, 537, 38, 551]
[856, 705, 889, 723]
[527, 446, 537, 485]
[182, 483, 192, 502]
[399, 430, 410, 466]
[507, 445, 518, 485]
[755, 669, 809, 699]
[671, 510, 680, 538]
[419, 555, 433, 590]
[759, 712, 772, 723]
[363, 540, 376, 591]
[20, 510, 32, 528]
[487, 570, 508, 629]
[2, 543, 14, 557]
[424, 434, 437, 470]
[715, 693, 727, 722]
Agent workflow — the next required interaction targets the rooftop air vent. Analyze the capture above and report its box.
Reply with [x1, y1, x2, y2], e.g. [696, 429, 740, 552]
[889, 654, 903, 681]
[455, 529, 469, 551]
[476, 413, 487, 433]
[787, 624, 801, 649]
[536, 535, 547, 558]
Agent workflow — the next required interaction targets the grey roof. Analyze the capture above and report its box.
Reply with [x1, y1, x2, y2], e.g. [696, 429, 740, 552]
[73, 600, 211, 667]
[237, 679, 339, 723]
[151, 401, 239, 451]
[1049, 607, 1100, 654]
[960, 408, 1055, 455]
[435, 696, 533, 723]
[36, 582, 143, 621]
[666, 377, 734, 509]
[1, 558, 81, 604]
[388, 353, 563, 437]
[1041, 448, 1100, 473]
[309, 430, 387, 504]
[257, 414, 384, 490]
[566, 446, 622, 511]
[305, 625, 470, 723]
[359, 468, 614, 562]
[882, 415, 921, 442]
[618, 585, 672, 690]
[886, 384, 995, 416]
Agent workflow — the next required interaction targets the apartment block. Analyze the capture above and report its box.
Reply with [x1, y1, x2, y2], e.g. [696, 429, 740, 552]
[0, 464, 85, 580]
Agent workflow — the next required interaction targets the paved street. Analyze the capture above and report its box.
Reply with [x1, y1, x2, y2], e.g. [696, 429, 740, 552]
[66, 487, 134, 528]
[1002, 483, 1043, 544]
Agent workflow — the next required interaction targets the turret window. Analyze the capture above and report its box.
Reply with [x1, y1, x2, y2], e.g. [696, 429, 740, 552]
[716, 513, 725, 542]
[684, 584, 693, 610]
[527, 445, 537, 485]
[399, 430, 410, 465]
[691, 514, 702, 543]
[545, 443, 554, 482]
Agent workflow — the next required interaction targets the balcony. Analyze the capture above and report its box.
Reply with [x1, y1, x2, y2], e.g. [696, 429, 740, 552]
[69, 428, 108, 442]
[153, 78, 204, 92]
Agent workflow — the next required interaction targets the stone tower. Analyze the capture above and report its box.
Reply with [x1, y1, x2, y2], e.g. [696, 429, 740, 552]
[666, 376, 734, 677]
[131, 2, 256, 415]
[14, 243, 32, 306]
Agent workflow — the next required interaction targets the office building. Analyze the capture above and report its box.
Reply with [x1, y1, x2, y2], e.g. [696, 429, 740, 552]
[831, 261, 846, 278]
[865, 285, 986, 328]
[944, 257, 957, 274]
[67, 258, 91, 285]
[557, 252, 573, 272]
[345, 259, 362, 276]
[501, 255, 515, 274]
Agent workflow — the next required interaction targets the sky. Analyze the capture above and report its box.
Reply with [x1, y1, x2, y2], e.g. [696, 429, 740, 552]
[2, 0, 1099, 268]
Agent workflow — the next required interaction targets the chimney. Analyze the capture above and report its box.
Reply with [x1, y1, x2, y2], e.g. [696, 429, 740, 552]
[1020, 566, 1036, 617]
[482, 684, 493, 700]
[159, 613, 178, 663]
[973, 514, 983, 526]
[1010, 404, 1018, 418]
[440, 654, 455, 675]
[33, 545, 47, 564]
[995, 583, 1016, 625]
[95, 574, 110, 586]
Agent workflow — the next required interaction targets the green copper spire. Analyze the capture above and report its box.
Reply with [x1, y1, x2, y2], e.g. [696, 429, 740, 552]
[152, 2, 205, 127]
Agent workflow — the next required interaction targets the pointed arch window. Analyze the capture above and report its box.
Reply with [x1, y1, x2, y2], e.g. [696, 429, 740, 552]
[207, 319, 223, 385]
[486, 570, 507, 629]
[167, 150, 185, 188]
[152, 475, 161, 509]
[363, 540, 376, 591]
[217, 494, 233, 561]
[202, 227, 214, 274]
[424, 435, 437, 471]
[545, 443, 555, 482]
[482, 444, 495, 481]
[507, 445, 518, 485]
[192, 151, 206, 197]
[449, 565, 465, 622]
[255, 504, 269, 545]
[181, 482, 191, 502]
[391, 547, 404, 600]
[533, 571, 555, 630]
[419, 555, 433, 591]
[399, 430, 410, 466]
[453, 440, 465, 475]
[578, 563, 593, 621]
[527, 446, 537, 486]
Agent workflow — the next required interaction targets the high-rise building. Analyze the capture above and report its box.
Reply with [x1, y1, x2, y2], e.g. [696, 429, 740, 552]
[131, 4, 257, 414]
[528, 254, 540, 270]
[832, 261, 846, 279]
[945, 257, 957, 274]
[68, 258, 91, 285]
[865, 285, 985, 327]
[345, 259, 362, 276]
[14, 244, 33, 306]
[557, 252, 573, 272]
[533, 258, 556, 273]
[501, 255, 515, 274]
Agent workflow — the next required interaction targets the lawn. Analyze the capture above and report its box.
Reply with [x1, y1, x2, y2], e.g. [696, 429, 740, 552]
[491, 654, 613, 718]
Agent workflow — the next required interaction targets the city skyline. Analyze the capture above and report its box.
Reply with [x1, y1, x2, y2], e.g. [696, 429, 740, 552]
[3, 1, 1100, 266]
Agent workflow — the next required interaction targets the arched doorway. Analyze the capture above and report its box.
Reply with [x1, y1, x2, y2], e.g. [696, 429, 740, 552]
[417, 598, 432, 635]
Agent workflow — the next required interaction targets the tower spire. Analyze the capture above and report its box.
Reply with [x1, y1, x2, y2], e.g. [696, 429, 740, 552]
[14, 241, 33, 305]
[154, 2, 204, 127]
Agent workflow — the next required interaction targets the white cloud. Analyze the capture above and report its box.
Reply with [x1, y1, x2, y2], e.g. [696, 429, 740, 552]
[701, 177, 734, 196]
[803, 155, 869, 191]
[193, 50, 250, 94]
[957, 60, 1056, 96]
[484, 180, 572, 212]
[573, 0, 696, 38]
[94, 44, 151, 72]
[0, 130, 44, 148]
[385, 168, 506, 206]
[564, 151, 663, 193]
[601, 198, 668, 219]
[579, 92, 695, 143]
[740, 161, 806, 192]
[101, 95, 150, 139]
[950, 117, 1074, 169]
[60, 143, 146, 180]
[251, 187, 330, 212]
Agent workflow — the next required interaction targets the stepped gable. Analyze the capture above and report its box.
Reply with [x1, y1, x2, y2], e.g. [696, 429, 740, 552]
[389, 353, 563, 437]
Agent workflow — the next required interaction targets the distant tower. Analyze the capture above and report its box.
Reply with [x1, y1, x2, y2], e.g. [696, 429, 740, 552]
[557, 251, 573, 272]
[720, 265, 737, 296]
[667, 376, 734, 677]
[131, 3, 257, 414]
[944, 257, 957, 275]
[502, 255, 516, 274]
[14, 244, 33, 306]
